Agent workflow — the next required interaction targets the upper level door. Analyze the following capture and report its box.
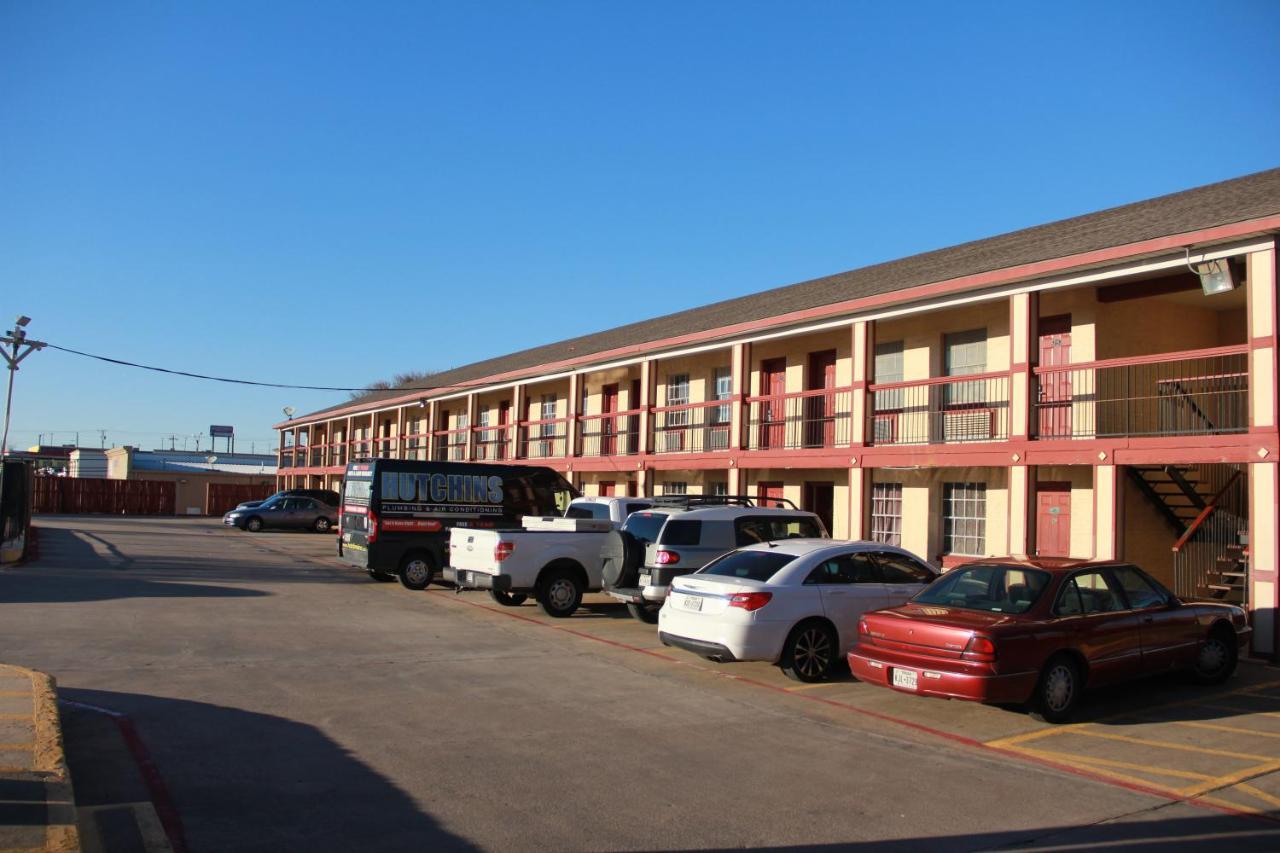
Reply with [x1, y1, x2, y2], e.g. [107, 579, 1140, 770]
[759, 358, 787, 449]
[1037, 315, 1073, 438]
[600, 383, 619, 456]
[805, 350, 837, 447]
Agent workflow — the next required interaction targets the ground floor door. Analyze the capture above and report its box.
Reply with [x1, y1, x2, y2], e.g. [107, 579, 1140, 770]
[1036, 482, 1072, 557]
[803, 481, 835, 535]
[757, 481, 785, 509]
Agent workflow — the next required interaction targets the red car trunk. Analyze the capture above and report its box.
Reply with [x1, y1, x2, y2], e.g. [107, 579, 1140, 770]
[861, 605, 1013, 660]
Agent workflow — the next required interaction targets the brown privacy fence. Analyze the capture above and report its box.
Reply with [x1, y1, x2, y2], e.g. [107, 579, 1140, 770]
[206, 483, 277, 516]
[32, 477, 176, 515]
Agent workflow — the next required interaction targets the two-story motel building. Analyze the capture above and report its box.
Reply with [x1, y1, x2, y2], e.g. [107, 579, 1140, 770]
[276, 168, 1280, 654]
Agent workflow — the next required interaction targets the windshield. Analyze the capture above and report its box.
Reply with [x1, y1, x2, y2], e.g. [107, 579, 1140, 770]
[913, 564, 1051, 614]
[700, 550, 797, 583]
[342, 479, 372, 504]
[622, 512, 669, 544]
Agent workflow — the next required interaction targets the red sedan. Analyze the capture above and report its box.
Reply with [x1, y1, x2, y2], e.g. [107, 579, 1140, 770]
[848, 559, 1251, 723]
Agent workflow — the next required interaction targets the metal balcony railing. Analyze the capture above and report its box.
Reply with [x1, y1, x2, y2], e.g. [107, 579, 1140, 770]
[432, 428, 468, 462]
[1033, 346, 1247, 440]
[473, 425, 514, 461]
[747, 388, 852, 451]
[652, 400, 733, 454]
[577, 410, 643, 457]
[867, 373, 1009, 446]
[519, 419, 570, 459]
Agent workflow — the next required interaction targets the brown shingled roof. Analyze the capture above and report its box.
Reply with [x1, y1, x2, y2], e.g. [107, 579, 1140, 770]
[292, 166, 1280, 424]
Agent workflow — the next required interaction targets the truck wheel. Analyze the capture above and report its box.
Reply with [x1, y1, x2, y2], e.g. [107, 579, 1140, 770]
[627, 602, 661, 624]
[489, 590, 528, 607]
[398, 552, 436, 591]
[536, 566, 583, 618]
[600, 530, 644, 588]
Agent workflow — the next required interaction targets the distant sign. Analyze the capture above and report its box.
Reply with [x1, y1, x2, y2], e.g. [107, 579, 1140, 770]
[209, 425, 234, 437]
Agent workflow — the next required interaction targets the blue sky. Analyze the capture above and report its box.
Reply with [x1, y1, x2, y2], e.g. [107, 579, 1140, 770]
[2, 1, 1278, 452]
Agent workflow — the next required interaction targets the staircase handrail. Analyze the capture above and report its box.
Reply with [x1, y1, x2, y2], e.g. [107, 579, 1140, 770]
[1171, 469, 1243, 553]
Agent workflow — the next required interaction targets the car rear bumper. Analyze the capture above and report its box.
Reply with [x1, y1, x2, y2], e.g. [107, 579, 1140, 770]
[443, 567, 512, 592]
[848, 646, 1038, 704]
[657, 608, 785, 663]
[659, 632, 738, 662]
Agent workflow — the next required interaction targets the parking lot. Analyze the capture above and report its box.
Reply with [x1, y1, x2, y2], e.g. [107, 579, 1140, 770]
[4, 516, 1280, 851]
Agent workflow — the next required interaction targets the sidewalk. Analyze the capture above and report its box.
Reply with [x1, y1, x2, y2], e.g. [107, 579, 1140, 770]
[0, 664, 78, 853]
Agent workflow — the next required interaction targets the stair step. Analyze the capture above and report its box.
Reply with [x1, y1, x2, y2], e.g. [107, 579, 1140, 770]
[1207, 584, 1238, 591]
[1220, 571, 1248, 579]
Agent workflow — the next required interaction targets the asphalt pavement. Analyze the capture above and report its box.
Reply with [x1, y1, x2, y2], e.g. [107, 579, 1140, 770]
[2, 516, 1279, 852]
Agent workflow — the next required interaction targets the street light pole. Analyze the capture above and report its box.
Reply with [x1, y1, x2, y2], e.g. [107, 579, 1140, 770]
[1, 316, 46, 456]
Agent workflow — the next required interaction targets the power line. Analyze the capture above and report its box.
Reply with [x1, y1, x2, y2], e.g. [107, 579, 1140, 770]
[44, 342, 447, 393]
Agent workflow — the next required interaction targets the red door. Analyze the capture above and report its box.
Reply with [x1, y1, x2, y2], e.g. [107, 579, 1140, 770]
[497, 401, 510, 459]
[759, 359, 787, 449]
[805, 350, 837, 448]
[601, 383, 619, 456]
[757, 481, 785, 508]
[1037, 316, 1072, 438]
[599, 481, 615, 497]
[1035, 482, 1071, 557]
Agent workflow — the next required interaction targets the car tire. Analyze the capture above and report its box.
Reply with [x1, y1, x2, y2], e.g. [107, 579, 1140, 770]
[245, 517, 263, 533]
[780, 621, 838, 683]
[536, 566, 583, 618]
[398, 552, 436, 591]
[367, 569, 396, 583]
[600, 530, 644, 588]
[1191, 625, 1238, 685]
[313, 517, 332, 533]
[1030, 654, 1082, 724]
[626, 602, 660, 624]
[489, 590, 529, 607]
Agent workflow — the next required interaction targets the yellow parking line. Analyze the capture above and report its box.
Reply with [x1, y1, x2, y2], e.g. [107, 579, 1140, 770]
[1012, 748, 1216, 782]
[1195, 793, 1264, 814]
[1232, 782, 1280, 810]
[1068, 729, 1272, 761]
[1172, 720, 1280, 740]
[1176, 759, 1280, 797]
[0, 690, 30, 697]
[1195, 702, 1280, 719]
[0, 742, 33, 750]
[784, 682, 846, 691]
[1001, 746, 1187, 795]
[985, 724, 1088, 749]
[0, 714, 29, 720]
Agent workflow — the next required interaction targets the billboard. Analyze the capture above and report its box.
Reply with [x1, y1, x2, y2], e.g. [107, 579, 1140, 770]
[209, 425, 234, 438]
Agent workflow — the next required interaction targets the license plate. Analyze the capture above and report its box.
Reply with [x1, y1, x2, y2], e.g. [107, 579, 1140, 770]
[682, 595, 702, 611]
[638, 573, 651, 587]
[892, 668, 919, 691]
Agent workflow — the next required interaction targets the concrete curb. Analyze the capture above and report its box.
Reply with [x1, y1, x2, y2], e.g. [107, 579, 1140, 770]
[0, 663, 80, 853]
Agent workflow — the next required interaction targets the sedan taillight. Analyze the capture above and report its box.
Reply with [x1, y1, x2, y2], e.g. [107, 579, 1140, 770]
[727, 592, 772, 612]
[963, 635, 997, 661]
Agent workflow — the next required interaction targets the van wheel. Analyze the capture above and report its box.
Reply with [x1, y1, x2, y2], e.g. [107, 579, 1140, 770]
[489, 590, 528, 607]
[627, 603, 660, 624]
[398, 553, 436, 591]
[1030, 655, 1081, 724]
[536, 566, 583, 618]
[780, 620, 838, 683]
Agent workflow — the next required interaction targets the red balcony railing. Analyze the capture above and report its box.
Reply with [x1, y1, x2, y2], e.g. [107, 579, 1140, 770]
[652, 400, 733, 454]
[867, 372, 1009, 445]
[402, 433, 430, 461]
[747, 388, 852, 451]
[519, 418, 570, 459]
[350, 438, 374, 460]
[372, 436, 398, 459]
[473, 425, 514, 460]
[1033, 346, 1247, 440]
[577, 409, 643, 457]
[432, 428, 468, 461]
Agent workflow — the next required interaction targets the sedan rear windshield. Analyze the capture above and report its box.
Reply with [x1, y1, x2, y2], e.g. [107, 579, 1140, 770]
[699, 550, 797, 583]
[913, 564, 1051, 614]
[622, 512, 669, 544]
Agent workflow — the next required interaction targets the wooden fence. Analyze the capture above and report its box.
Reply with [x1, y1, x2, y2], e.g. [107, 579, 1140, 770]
[32, 477, 176, 515]
[206, 483, 277, 517]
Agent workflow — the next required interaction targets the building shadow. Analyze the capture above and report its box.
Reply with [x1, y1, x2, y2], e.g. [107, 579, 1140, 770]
[60, 688, 476, 853]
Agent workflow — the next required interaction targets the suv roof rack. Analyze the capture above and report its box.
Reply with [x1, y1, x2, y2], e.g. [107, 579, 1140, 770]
[646, 495, 800, 510]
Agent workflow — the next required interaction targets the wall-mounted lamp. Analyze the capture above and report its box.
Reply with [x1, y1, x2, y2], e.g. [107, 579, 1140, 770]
[1186, 249, 1237, 296]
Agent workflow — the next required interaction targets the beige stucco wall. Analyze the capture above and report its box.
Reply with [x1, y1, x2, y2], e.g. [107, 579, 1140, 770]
[869, 467, 1010, 565]
[748, 329, 852, 396]
[874, 300, 1010, 382]
[740, 467, 850, 539]
[1121, 474, 1177, 588]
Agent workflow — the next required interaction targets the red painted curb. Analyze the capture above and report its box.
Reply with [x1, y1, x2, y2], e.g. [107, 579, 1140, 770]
[59, 699, 189, 853]
[426, 589, 1280, 826]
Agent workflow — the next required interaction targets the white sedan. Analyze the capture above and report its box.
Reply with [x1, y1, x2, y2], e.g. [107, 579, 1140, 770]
[658, 539, 937, 682]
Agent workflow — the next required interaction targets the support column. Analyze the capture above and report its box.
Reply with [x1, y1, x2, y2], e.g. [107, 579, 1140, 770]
[638, 360, 656, 456]
[848, 467, 867, 540]
[1247, 242, 1278, 655]
[345, 416, 353, 466]
[1008, 464, 1031, 556]
[395, 407, 406, 460]
[728, 464, 742, 496]
[425, 402, 438, 461]
[465, 393, 478, 461]
[1094, 463, 1119, 560]
[567, 373, 581, 458]
[736, 343, 752, 450]
[1008, 291, 1038, 440]
[850, 321, 871, 445]
[512, 384, 526, 459]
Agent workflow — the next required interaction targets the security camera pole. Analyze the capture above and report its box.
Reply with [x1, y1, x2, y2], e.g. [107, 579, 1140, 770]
[1, 315, 47, 456]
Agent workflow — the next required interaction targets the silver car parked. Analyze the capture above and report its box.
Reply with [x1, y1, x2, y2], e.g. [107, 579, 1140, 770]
[224, 496, 337, 533]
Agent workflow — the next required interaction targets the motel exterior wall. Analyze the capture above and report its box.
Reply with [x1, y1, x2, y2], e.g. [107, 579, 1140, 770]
[276, 236, 1280, 656]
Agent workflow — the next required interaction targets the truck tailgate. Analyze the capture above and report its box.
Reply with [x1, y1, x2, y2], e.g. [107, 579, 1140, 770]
[449, 528, 502, 574]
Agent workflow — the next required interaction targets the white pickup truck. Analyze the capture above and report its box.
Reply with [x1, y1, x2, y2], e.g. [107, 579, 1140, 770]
[444, 516, 615, 617]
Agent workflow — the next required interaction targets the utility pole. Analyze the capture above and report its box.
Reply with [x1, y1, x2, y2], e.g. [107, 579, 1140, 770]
[99, 430, 106, 449]
[1, 316, 46, 457]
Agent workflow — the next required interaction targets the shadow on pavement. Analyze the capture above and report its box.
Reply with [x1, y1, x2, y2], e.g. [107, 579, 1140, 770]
[61, 688, 476, 853]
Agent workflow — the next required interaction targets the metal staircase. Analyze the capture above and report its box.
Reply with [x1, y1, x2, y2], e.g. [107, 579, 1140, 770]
[1128, 464, 1247, 604]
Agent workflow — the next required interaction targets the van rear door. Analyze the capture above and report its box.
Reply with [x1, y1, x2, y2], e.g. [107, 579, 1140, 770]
[341, 464, 376, 548]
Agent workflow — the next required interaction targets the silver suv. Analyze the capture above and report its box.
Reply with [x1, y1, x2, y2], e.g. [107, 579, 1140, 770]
[601, 497, 828, 622]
